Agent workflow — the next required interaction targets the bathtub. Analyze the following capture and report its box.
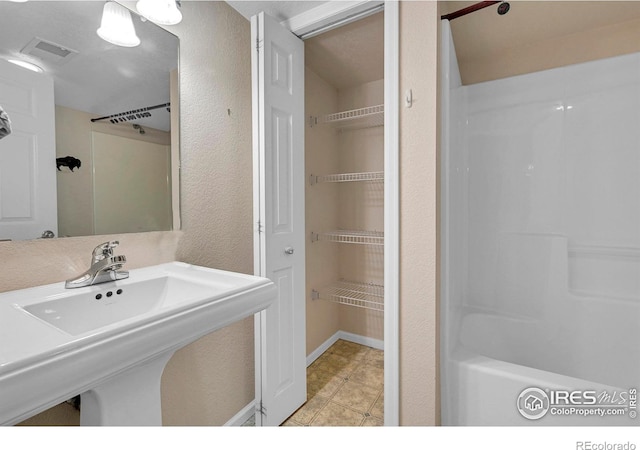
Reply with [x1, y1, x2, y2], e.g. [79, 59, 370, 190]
[440, 23, 640, 425]
[444, 306, 639, 426]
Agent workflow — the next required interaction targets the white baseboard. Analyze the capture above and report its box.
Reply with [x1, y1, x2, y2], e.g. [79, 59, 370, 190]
[306, 331, 340, 366]
[224, 399, 255, 426]
[233, 330, 383, 426]
[306, 330, 384, 366]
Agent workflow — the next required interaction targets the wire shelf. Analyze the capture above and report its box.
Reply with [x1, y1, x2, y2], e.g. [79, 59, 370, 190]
[311, 280, 384, 312]
[310, 171, 384, 185]
[322, 104, 384, 131]
[311, 230, 384, 245]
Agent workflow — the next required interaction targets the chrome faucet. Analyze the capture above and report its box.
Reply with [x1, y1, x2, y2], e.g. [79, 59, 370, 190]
[65, 241, 129, 289]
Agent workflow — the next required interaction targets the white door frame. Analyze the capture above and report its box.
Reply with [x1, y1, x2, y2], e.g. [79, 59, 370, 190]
[381, 1, 400, 428]
[258, 0, 400, 426]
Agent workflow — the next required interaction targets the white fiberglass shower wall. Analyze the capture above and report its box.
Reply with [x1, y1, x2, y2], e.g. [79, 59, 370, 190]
[441, 20, 640, 426]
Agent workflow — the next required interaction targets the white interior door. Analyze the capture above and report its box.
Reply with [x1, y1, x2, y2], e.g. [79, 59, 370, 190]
[252, 11, 306, 426]
[0, 59, 57, 240]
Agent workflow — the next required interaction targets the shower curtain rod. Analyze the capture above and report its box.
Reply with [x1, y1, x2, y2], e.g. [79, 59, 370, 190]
[441, 1, 500, 21]
[90, 102, 170, 124]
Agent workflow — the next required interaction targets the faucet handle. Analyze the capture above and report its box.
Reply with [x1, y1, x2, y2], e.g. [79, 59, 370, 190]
[92, 240, 120, 263]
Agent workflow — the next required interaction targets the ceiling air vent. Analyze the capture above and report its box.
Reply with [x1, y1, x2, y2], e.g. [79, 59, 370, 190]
[20, 37, 78, 66]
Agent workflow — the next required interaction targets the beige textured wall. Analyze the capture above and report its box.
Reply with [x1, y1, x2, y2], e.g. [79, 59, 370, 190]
[305, 67, 341, 355]
[399, 0, 440, 425]
[163, 0, 255, 426]
[461, 15, 640, 85]
[441, 1, 640, 85]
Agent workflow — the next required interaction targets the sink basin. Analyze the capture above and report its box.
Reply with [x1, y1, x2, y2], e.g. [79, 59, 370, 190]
[23, 275, 229, 336]
[0, 262, 276, 426]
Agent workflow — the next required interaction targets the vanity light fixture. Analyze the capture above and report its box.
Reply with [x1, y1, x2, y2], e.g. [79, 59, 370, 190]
[8, 59, 43, 73]
[97, 1, 141, 48]
[136, 0, 182, 26]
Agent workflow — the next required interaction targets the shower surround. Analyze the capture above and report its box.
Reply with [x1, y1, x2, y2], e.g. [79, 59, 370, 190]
[441, 21, 639, 425]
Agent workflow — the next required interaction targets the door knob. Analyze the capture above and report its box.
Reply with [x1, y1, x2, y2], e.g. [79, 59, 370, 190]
[284, 247, 294, 255]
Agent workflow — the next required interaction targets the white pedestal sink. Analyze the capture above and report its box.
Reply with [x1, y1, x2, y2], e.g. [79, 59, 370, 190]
[0, 262, 276, 426]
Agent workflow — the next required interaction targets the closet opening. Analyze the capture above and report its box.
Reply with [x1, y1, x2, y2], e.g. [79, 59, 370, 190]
[283, 10, 385, 426]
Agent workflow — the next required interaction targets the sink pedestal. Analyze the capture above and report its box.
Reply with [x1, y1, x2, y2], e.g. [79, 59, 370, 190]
[0, 262, 276, 426]
[80, 351, 174, 426]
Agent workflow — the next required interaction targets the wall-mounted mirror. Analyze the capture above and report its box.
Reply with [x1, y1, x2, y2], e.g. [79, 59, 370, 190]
[0, 1, 179, 241]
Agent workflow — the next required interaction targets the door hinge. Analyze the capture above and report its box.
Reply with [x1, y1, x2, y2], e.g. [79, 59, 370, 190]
[257, 400, 267, 416]
[256, 37, 262, 52]
[257, 220, 264, 234]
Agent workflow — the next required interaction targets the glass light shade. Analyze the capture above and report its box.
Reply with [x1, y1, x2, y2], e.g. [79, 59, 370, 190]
[97, 2, 141, 48]
[8, 59, 43, 73]
[136, 0, 182, 26]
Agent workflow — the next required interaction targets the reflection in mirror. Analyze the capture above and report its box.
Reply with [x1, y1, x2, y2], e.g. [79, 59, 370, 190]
[0, 1, 179, 241]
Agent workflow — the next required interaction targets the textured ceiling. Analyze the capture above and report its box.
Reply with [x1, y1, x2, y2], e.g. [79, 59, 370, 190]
[305, 11, 384, 90]
[226, 0, 327, 22]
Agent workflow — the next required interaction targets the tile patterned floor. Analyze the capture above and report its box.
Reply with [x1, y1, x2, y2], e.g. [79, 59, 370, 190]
[282, 339, 384, 426]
